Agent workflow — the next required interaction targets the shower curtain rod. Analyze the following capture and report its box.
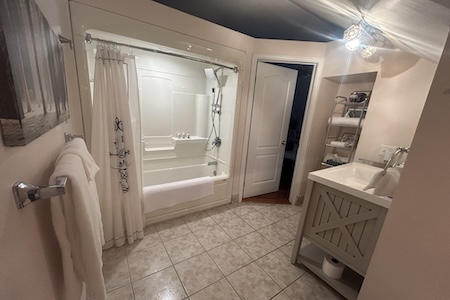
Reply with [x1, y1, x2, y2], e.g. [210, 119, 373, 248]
[85, 33, 239, 73]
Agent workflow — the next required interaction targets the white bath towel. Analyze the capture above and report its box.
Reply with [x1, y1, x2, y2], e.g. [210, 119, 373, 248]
[143, 176, 215, 213]
[373, 168, 401, 198]
[363, 170, 386, 191]
[50, 138, 105, 300]
[363, 167, 401, 198]
[329, 117, 364, 127]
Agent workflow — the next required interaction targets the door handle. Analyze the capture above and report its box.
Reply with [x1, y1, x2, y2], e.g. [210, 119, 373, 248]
[281, 140, 286, 145]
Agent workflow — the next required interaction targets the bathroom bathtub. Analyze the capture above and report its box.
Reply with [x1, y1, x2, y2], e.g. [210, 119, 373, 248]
[142, 156, 230, 224]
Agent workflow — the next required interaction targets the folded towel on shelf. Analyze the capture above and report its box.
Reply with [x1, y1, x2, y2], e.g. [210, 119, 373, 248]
[143, 176, 214, 213]
[329, 117, 364, 127]
[329, 141, 349, 148]
[324, 153, 349, 163]
[50, 138, 105, 300]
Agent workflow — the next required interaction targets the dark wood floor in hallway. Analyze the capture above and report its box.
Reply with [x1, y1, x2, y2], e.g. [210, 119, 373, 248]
[242, 189, 291, 204]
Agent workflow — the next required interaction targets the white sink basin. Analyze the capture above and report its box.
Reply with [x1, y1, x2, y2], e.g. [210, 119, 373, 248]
[308, 162, 392, 208]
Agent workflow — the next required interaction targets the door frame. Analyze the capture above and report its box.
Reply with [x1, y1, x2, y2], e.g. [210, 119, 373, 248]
[239, 54, 325, 204]
[243, 62, 299, 198]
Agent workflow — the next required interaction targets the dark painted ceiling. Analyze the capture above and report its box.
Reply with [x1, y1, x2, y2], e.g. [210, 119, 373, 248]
[153, 0, 345, 42]
[153, 0, 450, 62]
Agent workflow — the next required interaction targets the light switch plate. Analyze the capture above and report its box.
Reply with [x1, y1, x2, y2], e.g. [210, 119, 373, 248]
[378, 144, 397, 161]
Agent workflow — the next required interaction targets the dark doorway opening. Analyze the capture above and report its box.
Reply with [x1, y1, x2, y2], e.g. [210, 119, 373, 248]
[278, 64, 313, 192]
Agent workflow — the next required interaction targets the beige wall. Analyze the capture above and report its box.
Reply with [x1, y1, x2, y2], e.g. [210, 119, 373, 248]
[355, 54, 436, 163]
[358, 32, 450, 300]
[0, 0, 83, 298]
[323, 41, 437, 165]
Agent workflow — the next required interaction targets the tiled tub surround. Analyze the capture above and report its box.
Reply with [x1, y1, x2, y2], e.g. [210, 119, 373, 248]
[103, 203, 344, 300]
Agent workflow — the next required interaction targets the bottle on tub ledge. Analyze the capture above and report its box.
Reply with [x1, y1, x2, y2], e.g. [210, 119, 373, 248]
[175, 132, 191, 139]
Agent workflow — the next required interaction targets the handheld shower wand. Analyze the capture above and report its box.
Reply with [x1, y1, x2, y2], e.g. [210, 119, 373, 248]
[204, 67, 225, 150]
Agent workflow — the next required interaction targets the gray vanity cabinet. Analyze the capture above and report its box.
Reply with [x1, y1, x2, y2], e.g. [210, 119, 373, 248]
[291, 180, 388, 299]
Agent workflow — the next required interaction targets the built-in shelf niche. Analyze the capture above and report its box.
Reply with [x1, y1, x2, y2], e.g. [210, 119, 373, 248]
[321, 71, 378, 167]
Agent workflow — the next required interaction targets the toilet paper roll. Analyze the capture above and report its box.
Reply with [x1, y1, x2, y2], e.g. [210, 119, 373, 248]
[322, 255, 345, 279]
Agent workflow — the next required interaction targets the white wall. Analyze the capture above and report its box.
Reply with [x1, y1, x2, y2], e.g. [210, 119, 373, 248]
[0, 0, 83, 298]
[358, 31, 450, 300]
[137, 58, 238, 175]
[70, 0, 252, 198]
[136, 54, 208, 139]
[323, 41, 437, 165]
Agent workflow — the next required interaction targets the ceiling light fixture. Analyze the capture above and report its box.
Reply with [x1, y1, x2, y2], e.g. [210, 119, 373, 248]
[345, 38, 360, 51]
[343, 24, 361, 42]
[360, 45, 377, 58]
[343, 19, 385, 58]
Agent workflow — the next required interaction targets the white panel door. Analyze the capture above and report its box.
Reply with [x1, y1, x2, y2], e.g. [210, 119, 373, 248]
[244, 62, 298, 198]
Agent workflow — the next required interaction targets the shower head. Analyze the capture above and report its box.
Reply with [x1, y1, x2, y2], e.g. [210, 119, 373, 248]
[204, 68, 218, 81]
[204, 67, 227, 87]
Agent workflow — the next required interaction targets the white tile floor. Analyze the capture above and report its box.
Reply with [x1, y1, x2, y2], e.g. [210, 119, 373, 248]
[102, 202, 344, 300]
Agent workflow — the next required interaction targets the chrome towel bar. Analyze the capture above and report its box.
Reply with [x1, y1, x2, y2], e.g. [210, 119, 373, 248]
[13, 133, 81, 209]
[12, 176, 67, 209]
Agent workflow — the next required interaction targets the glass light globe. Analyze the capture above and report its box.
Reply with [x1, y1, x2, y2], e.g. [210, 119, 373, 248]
[345, 39, 360, 51]
[343, 24, 361, 41]
[361, 46, 377, 58]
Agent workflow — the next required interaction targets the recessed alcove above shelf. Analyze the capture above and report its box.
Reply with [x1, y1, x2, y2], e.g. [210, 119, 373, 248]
[324, 72, 377, 84]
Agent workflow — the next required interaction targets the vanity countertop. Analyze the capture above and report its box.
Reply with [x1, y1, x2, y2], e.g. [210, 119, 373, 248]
[308, 162, 392, 209]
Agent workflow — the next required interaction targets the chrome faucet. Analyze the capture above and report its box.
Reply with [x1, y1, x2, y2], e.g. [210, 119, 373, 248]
[384, 147, 410, 171]
[208, 161, 218, 166]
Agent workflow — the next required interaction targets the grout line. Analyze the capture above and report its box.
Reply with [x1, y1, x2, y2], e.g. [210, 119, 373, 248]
[254, 248, 304, 292]
[152, 226, 191, 299]
[121, 254, 133, 296]
[104, 281, 133, 296]
[224, 277, 245, 300]
[180, 205, 272, 298]
[171, 261, 190, 298]
[194, 236, 249, 299]
[112, 202, 302, 299]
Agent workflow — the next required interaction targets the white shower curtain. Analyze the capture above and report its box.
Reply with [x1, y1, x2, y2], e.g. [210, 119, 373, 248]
[125, 55, 143, 199]
[91, 44, 144, 249]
